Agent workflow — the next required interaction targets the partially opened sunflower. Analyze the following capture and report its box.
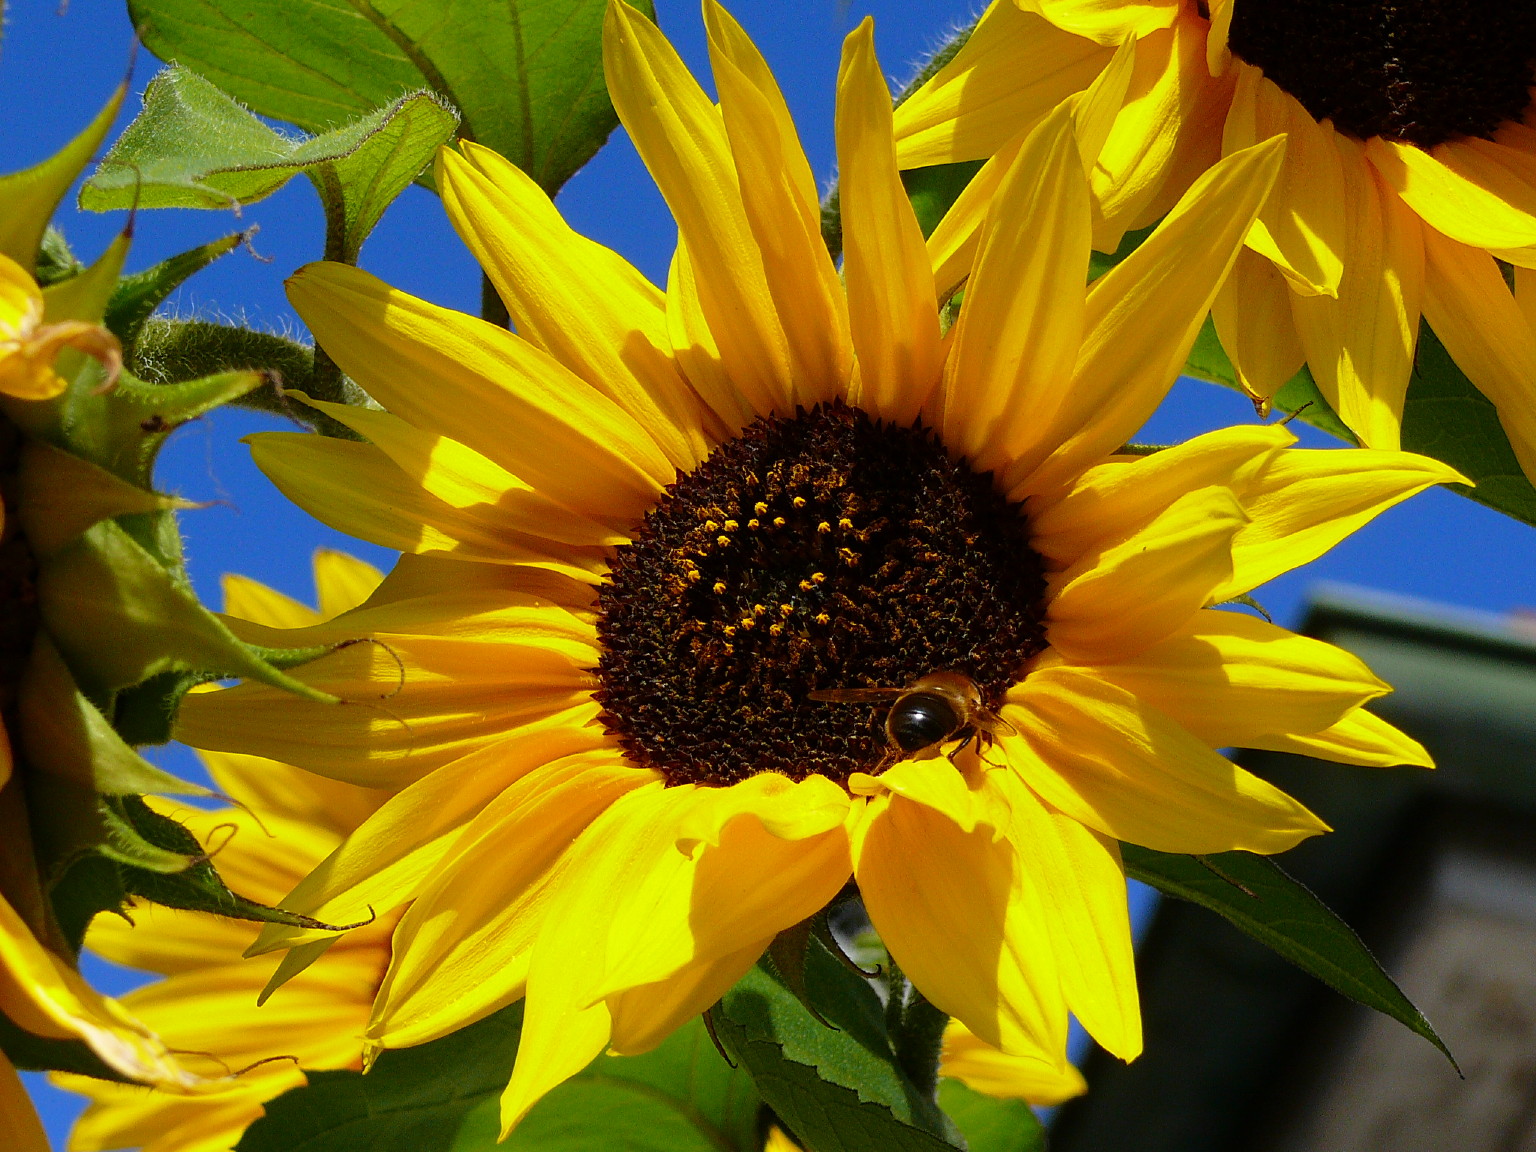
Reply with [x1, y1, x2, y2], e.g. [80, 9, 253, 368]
[895, 0, 1536, 476]
[179, 0, 1454, 1136]
[55, 551, 394, 1152]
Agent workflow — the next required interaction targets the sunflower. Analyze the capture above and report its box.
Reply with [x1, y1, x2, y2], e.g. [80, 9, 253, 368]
[894, 0, 1536, 476]
[54, 551, 396, 1152]
[178, 0, 1454, 1136]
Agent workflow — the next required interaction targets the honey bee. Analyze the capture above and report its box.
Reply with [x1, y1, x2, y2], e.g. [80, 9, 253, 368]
[809, 671, 1011, 763]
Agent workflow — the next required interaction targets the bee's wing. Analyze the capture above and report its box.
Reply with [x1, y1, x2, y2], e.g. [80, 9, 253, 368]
[976, 710, 1017, 738]
[807, 687, 905, 704]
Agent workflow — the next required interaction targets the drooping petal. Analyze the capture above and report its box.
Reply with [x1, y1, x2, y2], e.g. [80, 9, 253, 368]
[1046, 486, 1247, 663]
[1367, 127, 1536, 251]
[1017, 135, 1284, 497]
[1211, 247, 1309, 409]
[1218, 447, 1466, 599]
[708, 0, 852, 407]
[941, 102, 1091, 480]
[852, 792, 1068, 1058]
[287, 262, 672, 524]
[1222, 62, 1346, 297]
[891, 0, 1110, 168]
[436, 142, 710, 470]
[368, 754, 655, 1049]
[1074, 609, 1390, 748]
[992, 771, 1140, 1061]
[1246, 707, 1433, 768]
[1003, 666, 1328, 854]
[1420, 227, 1536, 482]
[1029, 423, 1291, 566]
[939, 1020, 1087, 1104]
[604, 0, 793, 417]
[1290, 136, 1424, 450]
[836, 17, 943, 424]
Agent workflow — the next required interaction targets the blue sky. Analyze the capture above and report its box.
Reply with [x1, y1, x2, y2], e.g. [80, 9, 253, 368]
[7, 0, 1536, 1142]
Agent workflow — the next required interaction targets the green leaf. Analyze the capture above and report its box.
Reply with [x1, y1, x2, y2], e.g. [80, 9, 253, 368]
[712, 943, 961, 1152]
[1122, 844, 1457, 1069]
[936, 1081, 1045, 1152]
[0, 87, 122, 269]
[81, 67, 458, 261]
[105, 231, 247, 348]
[238, 1007, 760, 1152]
[36, 518, 336, 702]
[127, 0, 649, 195]
[1399, 321, 1536, 526]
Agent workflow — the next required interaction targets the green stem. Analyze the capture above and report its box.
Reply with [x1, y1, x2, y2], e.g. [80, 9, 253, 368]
[892, 988, 950, 1100]
[481, 272, 510, 328]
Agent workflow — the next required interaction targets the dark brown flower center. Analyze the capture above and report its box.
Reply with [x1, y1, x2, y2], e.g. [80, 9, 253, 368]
[595, 403, 1048, 787]
[1228, 0, 1536, 148]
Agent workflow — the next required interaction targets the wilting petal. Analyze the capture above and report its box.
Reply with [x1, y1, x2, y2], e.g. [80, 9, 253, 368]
[1003, 666, 1328, 854]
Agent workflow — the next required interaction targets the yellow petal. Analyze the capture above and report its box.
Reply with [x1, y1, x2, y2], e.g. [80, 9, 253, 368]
[286, 393, 628, 548]
[853, 792, 1069, 1057]
[1222, 62, 1345, 297]
[220, 573, 321, 630]
[891, 0, 1110, 168]
[606, 937, 768, 1055]
[1290, 136, 1424, 450]
[1019, 135, 1285, 497]
[665, 239, 757, 432]
[1211, 247, 1308, 407]
[1219, 446, 1466, 599]
[1246, 707, 1433, 768]
[179, 598, 601, 789]
[437, 142, 710, 471]
[868, 756, 988, 834]
[940, 1020, 1087, 1104]
[198, 749, 386, 844]
[245, 717, 608, 959]
[927, 34, 1134, 301]
[1020, 0, 1180, 44]
[708, 0, 852, 407]
[1078, 608, 1390, 748]
[0, 892, 194, 1088]
[1420, 228, 1536, 483]
[604, 0, 793, 417]
[992, 771, 1140, 1060]
[1090, 13, 1229, 250]
[941, 102, 1091, 481]
[1367, 128, 1536, 251]
[1, 1049, 48, 1152]
[286, 261, 671, 524]
[312, 548, 385, 620]
[1002, 665, 1328, 854]
[1029, 423, 1291, 566]
[369, 753, 654, 1049]
[248, 432, 608, 578]
[836, 17, 943, 424]
[1046, 485, 1247, 663]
